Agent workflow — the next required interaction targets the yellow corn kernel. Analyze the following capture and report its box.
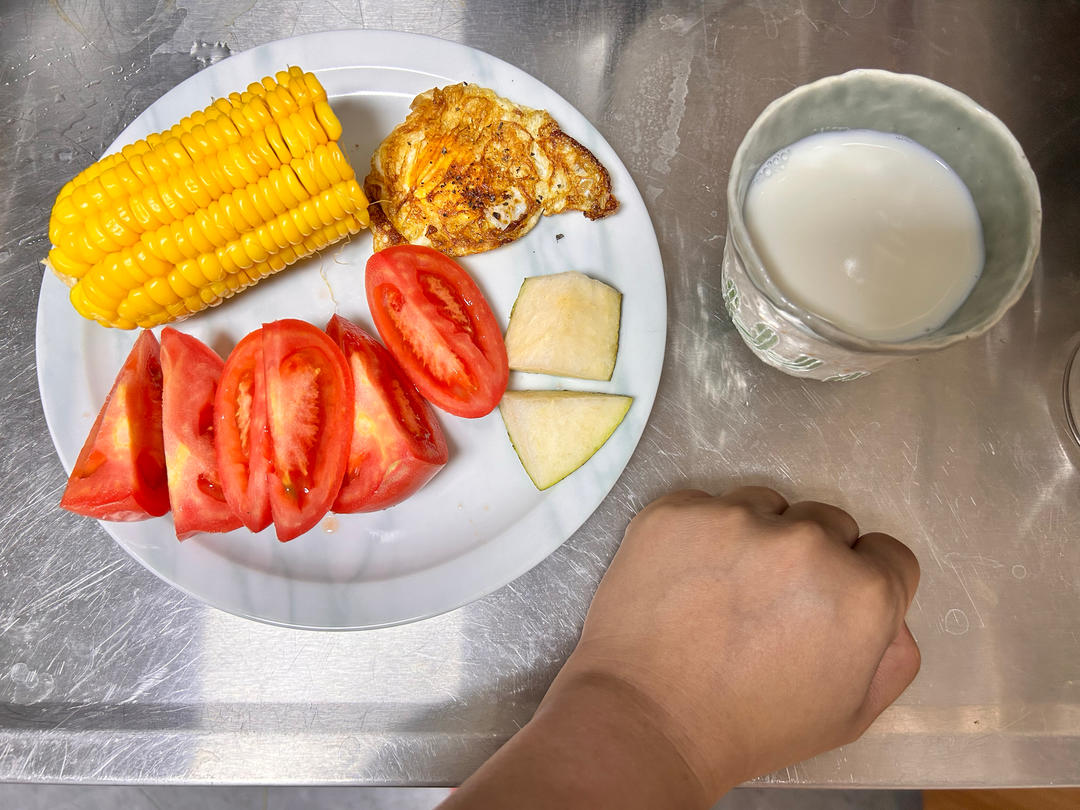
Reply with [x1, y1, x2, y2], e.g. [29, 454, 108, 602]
[267, 251, 288, 273]
[249, 129, 282, 171]
[195, 251, 225, 284]
[224, 271, 245, 292]
[298, 105, 330, 149]
[314, 101, 342, 141]
[167, 267, 199, 299]
[123, 153, 151, 187]
[97, 167, 127, 200]
[183, 216, 216, 255]
[318, 188, 348, 221]
[263, 84, 298, 119]
[47, 247, 89, 280]
[277, 211, 304, 245]
[156, 185, 187, 221]
[115, 253, 149, 287]
[243, 183, 277, 223]
[132, 244, 171, 277]
[99, 210, 137, 247]
[47, 67, 368, 328]
[198, 285, 220, 306]
[174, 259, 204, 290]
[80, 270, 124, 307]
[145, 276, 181, 307]
[263, 219, 289, 251]
[70, 228, 102, 265]
[253, 222, 279, 254]
[274, 165, 307, 209]
[223, 240, 253, 271]
[69, 285, 95, 319]
[137, 310, 172, 328]
[209, 278, 231, 299]
[123, 286, 161, 317]
[116, 298, 140, 323]
[95, 254, 135, 292]
[242, 96, 273, 133]
[203, 202, 239, 244]
[147, 227, 185, 265]
[51, 194, 80, 226]
[57, 152, 124, 201]
[239, 231, 268, 265]
[267, 122, 296, 163]
[291, 156, 323, 198]
[302, 72, 326, 102]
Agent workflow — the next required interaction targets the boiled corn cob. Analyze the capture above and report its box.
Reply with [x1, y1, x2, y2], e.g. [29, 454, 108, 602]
[46, 66, 370, 329]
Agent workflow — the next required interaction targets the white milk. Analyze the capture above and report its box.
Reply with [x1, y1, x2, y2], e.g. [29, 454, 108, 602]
[743, 129, 983, 342]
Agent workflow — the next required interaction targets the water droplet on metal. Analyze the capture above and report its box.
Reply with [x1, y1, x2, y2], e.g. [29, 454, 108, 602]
[189, 40, 232, 68]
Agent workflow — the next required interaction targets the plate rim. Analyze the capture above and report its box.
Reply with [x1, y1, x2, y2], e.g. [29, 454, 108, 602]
[36, 28, 667, 630]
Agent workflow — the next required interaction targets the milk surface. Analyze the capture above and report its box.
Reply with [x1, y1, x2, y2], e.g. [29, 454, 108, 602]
[743, 129, 983, 342]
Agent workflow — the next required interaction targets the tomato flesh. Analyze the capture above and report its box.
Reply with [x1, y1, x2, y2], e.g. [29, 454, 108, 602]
[262, 319, 353, 542]
[366, 245, 508, 418]
[160, 328, 242, 540]
[214, 329, 273, 533]
[60, 330, 170, 521]
[325, 315, 448, 512]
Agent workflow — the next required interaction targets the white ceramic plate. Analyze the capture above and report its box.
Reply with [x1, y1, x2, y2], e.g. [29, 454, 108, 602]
[36, 30, 666, 629]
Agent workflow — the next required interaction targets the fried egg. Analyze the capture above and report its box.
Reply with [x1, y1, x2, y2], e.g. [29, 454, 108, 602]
[365, 83, 619, 256]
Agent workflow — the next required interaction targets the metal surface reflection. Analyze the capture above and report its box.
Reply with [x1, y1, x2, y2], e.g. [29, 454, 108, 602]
[1, 0, 1078, 788]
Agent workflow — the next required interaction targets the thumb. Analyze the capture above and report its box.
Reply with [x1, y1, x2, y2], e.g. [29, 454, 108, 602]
[855, 622, 921, 733]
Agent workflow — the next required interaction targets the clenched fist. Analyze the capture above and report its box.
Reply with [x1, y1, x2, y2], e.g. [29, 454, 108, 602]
[442, 487, 921, 809]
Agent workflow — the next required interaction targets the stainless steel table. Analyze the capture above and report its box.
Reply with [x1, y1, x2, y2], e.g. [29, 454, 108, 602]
[1, 0, 1077, 788]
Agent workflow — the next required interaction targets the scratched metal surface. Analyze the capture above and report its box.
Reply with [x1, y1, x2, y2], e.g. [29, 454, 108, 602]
[1, 0, 1078, 788]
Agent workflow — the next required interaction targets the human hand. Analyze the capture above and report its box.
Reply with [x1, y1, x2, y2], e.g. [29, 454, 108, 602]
[548, 487, 921, 802]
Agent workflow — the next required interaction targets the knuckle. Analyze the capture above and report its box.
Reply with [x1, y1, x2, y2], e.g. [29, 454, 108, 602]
[856, 565, 902, 612]
[788, 517, 831, 545]
[779, 519, 836, 562]
[717, 501, 766, 537]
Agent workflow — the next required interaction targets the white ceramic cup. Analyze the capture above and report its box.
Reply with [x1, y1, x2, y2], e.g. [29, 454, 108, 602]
[722, 69, 1042, 381]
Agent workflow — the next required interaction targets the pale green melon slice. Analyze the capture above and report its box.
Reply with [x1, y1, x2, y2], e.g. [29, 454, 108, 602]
[504, 271, 622, 381]
[499, 390, 633, 490]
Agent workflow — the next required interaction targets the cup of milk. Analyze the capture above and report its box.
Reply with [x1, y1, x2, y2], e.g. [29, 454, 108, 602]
[722, 69, 1041, 381]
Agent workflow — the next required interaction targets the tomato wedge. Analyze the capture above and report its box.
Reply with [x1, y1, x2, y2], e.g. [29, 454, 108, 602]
[214, 329, 273, 533]
[60, 330, 170, 521]
[160, 328, 242, 540]
[325, 315, 448, 512]
[365, 245, 508, 418]
[262, 319, 353, 542]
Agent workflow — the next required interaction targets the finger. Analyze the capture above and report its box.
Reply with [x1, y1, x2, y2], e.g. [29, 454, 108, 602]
[719, 485, 789, 515]
[852, 532, 921, 608]
[854, 622, 921, 734]
[781, 501, 860, 547]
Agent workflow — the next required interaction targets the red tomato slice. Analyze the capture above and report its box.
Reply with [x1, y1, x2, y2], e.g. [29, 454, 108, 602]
[160, 328, 243, 540]
[215, 329, 273, 533]
[365, 245, 509, 418]
[60, 330, 170, 521]
[262, 319, 353, 542]
[325, 315, 448, 512]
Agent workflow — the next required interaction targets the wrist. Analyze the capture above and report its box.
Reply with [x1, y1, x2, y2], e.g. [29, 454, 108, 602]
[533, 661, 721, 809]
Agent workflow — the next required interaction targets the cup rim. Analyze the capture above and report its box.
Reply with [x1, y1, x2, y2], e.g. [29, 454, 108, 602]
[726, 68, 1043, 356]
